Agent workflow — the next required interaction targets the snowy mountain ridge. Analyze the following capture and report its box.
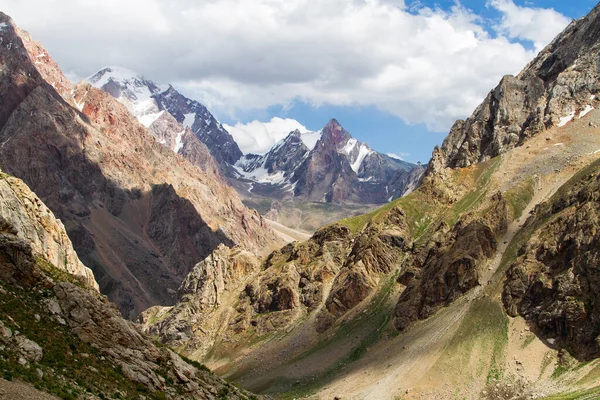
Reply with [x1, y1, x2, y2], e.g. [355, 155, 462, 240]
[89, 68, 422, 205]
[88, 67, 243, 168]
[88, 66, 167, 127]
[233, 120, 423, 204]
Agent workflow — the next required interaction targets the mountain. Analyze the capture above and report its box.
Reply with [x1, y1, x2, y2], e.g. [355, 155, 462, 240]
[141, 4, 600, 399]
[0, 167, 262, 399]
[429, 6, 600, 174]
[234, 119, 423, 204]
[88, 69, 421, 206]
[234, 119, 424, 235]
[88, 69, 422, 233]
[0, 14, 281, 319]
[88, 66, 243, 172]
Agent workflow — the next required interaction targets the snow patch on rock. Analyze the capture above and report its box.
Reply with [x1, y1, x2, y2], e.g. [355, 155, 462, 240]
[350, 144, 373, 173]
[174, 129, 186, 153]
[558, 111, 576, 127]
[579, 105, 594, 118]
[341, 138, 358, 155]
[139, 110, 165, 128]
[183, 113, 195, 128]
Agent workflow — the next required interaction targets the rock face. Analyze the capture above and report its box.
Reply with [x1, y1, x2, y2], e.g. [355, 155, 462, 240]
[429, 3, 600, 173]
[323, 208, 411, 319]
[89, 67, 243, 171]
[394, 216, 501, 331]
[140, 245, 262, 357]
[141, 204, 418, 356]
[147, 111, 220, 178]
[235, 119, 424, 204]
[0, 170, 97, 290]
[155, 86, 244, 166]
[141, 223, 349, 356]
[0, 171, 260, 399]
[0, 14, 281, 317]
[503, 162, 600, 360]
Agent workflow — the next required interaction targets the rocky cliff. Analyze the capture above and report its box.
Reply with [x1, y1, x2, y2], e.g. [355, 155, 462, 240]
[0, 170, 261, 399]
[0, 169, 97, 290]
[429, 3, 600, 173]
[0, 13, 282, 318]
[503, 159, 600, 360]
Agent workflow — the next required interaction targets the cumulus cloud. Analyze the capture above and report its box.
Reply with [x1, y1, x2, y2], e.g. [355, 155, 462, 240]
[488, 0, 572, 52]
[0, 0, 571, 132]
[224, 117, 308, 154]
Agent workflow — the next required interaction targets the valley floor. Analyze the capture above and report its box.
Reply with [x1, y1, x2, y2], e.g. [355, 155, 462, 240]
[265, 219, 312, 243]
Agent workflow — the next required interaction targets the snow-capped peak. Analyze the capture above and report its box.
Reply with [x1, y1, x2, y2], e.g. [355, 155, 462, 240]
[88, 66, 169, 127]
[89, 66, 143, 87]
[88, 66, 168, 98]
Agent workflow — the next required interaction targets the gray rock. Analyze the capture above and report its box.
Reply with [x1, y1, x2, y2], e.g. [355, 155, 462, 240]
[13, 335, 43, 362]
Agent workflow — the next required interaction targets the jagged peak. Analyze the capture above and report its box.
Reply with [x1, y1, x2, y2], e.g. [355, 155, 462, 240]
[88, 66, 168, 95]
[326, 118, 341, 128]
[89, 66, 144, 83]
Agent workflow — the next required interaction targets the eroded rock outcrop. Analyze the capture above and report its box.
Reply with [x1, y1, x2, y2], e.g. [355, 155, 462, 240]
[429, 3, 600, 173]
[503, 161, 600, 360]
[142, 208, 417, 356]
[140, 245, 262, 356]
[324, 208, 411, 321]
[0, 170, 97, 290]
[391, 192, 508, 332]
[394, 217, 498, 331]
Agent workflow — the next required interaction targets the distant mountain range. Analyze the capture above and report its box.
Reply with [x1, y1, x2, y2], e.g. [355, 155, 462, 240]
[233, 119, 423, 203]
[89, 67, 423, 207]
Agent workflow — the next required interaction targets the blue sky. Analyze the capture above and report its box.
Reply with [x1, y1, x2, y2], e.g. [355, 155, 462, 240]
[0, 0, 596, 164]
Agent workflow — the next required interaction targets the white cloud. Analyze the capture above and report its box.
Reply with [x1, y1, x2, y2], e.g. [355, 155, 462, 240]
[386, 152, 409, 160]
[489, 0, 572, 52]
[224, 117, 307, 154]
[0, 0, 572, 132]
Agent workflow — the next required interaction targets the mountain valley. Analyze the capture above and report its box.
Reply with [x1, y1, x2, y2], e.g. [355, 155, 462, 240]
[0, 2, 600, 400]
[139, 4, 600, 399]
